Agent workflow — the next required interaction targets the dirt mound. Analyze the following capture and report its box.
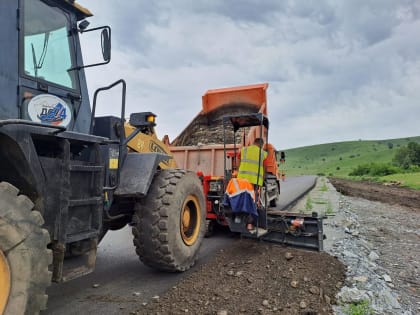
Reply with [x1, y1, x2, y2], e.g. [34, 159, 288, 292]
[329, 178, 420, 211]
[138, 239, 345, 315]
[171, 103, 258, 146]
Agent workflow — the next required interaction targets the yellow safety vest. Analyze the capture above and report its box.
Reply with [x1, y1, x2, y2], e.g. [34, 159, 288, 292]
[238, 145, 267, 186]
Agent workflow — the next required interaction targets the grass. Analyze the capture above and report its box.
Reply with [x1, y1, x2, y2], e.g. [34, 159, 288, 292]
[312, 198, 327, 205]
[379, 172, 420, 190]
[326, 201, 334, 215]
[319, 183, 328, 191]
[305, 196, 313, 211]
[345, 300, 373, 315]
[284, 136, 420, 178]
[282, 136, 420, 189]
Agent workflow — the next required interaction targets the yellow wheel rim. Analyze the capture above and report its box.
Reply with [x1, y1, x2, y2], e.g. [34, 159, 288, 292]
[180, 196, 201, 246]
[0, 250, 10, 315]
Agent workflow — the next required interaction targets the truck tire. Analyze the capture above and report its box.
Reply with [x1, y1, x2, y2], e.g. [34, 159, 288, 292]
[204, 219, 215, 238]
[132, 169, 205, 272]
[270, 185, 280, 207]
[0, 182, 52, 315]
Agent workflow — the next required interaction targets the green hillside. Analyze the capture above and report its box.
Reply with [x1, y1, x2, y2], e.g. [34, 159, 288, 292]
[284, 136, 420, 178]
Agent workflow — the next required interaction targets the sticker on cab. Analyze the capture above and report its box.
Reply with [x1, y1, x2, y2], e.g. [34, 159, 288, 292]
[27, 94, 72, 127]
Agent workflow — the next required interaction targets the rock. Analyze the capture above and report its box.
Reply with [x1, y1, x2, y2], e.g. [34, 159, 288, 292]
[383, 274, 392, 282]
[299, 301, 307, 309]
[368, 251, 380, 261]
[92, 284, 100, 288]
[290, 280, 298, 288]
[303, 276, 309, 282]
[378, 289, 401, 309]
[226, 270, 234, 276]
[351, 230, 360, 237]
[337, 286, 369, 303]
[142, 302, 147, 306]
[353, 276, 368, 283]
[152, 295, 160, 300]
[309, 286, 319, 295]
[235, 271, 243, 277]
[324, 295, 331, 305]
[285, 252, 294, 260]
[262, 300, 269, 307]
[217, 310, 228, 315]
[343, 250, 358, 258]
[336, 281, 343, 289]
[247, 278, 253, 283]
[133, 292, 141, 296]
[342, 219, 354, 228]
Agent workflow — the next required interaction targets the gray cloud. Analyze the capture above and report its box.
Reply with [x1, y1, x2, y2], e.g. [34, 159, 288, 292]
[79, 0, 420, 149]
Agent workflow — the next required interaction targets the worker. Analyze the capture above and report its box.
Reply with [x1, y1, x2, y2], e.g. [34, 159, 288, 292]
[237, 137, 267, 231]
[223, 177, 258, 224]
[238, 137, 267, 186]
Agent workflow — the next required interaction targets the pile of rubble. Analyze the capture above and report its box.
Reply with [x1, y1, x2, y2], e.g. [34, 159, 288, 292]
[325, 194, 417, 314]
[171, 104, 257, 146]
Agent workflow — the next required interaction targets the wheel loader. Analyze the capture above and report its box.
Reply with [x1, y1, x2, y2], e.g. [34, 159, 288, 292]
[0, 1, 205, 314]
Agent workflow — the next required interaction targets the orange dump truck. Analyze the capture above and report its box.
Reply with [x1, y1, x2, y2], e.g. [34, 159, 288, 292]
[168, 83, 283, 236]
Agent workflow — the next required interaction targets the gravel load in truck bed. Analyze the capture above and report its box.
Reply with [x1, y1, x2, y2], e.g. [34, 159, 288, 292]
[171, 104, 258, 146]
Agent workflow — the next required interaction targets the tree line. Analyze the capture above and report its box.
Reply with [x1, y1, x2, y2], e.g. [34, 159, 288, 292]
[393, 142, 420, 169]
[349, 142, 420, 177]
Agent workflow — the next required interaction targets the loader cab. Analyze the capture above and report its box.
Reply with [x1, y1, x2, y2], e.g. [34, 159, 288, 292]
[0, 0, 109, 133]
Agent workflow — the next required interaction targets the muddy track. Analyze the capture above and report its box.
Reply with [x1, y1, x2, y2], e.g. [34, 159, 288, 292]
[329, 178, 420, 211]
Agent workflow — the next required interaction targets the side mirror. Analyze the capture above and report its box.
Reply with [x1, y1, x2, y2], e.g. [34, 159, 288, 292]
[101, 29, 111, 62]
[280, 151, 285, 160]
[70, 25, 112, 71]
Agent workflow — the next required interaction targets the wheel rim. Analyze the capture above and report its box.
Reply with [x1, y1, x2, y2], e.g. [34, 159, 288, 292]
[0, 250, 11, 315]
[180, 196, 201, 246]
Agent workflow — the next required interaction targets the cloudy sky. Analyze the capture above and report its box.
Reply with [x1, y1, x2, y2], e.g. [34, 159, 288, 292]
[78, 0, 420, 149]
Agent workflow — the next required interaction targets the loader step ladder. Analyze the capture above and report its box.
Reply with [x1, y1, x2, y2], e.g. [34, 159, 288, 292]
[52, 140, 104, 282]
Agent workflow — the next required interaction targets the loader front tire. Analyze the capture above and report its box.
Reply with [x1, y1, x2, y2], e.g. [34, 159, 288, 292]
[132, 169, 206, 272]
[0, 182, 52, 315]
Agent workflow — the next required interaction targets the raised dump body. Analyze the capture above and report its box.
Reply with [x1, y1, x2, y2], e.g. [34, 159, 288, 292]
[171, 83, 269, 147]
[169, 83, 278, 180]
[201, 83, 268, 116]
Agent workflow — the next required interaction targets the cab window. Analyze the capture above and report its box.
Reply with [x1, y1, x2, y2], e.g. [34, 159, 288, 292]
[23, 0, 78, 89]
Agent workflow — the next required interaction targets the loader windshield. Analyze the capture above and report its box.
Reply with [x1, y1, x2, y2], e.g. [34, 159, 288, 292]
[23, 0, 78, 90]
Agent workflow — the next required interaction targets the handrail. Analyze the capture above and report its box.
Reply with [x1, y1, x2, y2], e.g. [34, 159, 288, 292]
[90, 79, 127, 191]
